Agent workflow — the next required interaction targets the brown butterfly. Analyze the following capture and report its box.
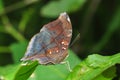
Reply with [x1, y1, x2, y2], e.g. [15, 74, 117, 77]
[21, 12, 72, 65]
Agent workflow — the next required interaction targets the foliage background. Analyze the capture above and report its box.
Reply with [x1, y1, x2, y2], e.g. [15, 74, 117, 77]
[0, 0, 120, 80]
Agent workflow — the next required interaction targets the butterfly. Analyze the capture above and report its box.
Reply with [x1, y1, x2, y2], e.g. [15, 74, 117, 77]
[21, 12, 72, 65]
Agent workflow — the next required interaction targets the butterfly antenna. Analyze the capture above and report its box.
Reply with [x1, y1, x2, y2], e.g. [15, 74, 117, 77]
[70, 33, 80, 47]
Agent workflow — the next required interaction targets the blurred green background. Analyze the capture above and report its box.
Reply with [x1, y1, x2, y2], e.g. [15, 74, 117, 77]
[0, 0, 120, 79]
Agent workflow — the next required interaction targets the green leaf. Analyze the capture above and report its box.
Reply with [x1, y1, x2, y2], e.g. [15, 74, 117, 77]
[66, 53, 120, 80]
[40, 0, 86, 17]
[28, 50, 81, 80]
[10, 41, 28, 63]
[0, 64, 19, 80]
[0, 61, 38, 80]
[0, 50, 81, 80]
[93, 66, 116, 80]
[13, 61, 38, 80]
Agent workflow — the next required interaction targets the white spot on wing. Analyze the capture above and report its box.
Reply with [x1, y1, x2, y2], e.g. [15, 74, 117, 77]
[49, 51, 52, 54]
[56, 50, 59, 53]
[62, 47, 66, 50]
[61, 41, 65, 44]
[67, 34, 72, 37]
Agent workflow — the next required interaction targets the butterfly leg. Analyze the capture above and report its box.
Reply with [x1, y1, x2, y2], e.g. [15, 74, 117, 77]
[61, 60, 72, 72]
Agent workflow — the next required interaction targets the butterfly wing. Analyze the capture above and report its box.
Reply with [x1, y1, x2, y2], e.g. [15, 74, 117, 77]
[21, 12, 72, 64]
